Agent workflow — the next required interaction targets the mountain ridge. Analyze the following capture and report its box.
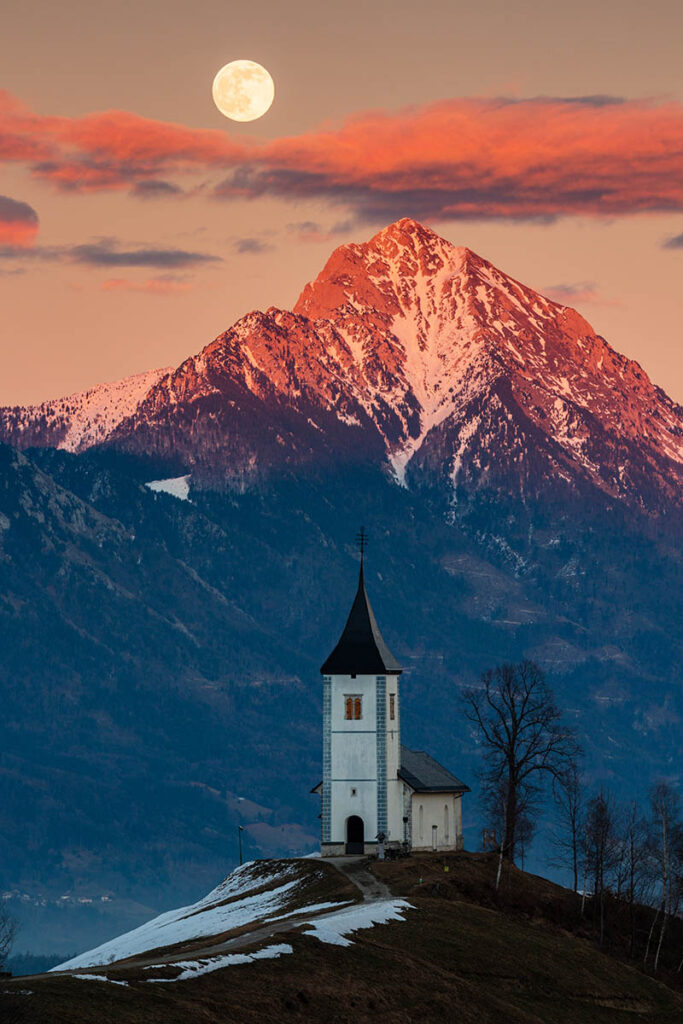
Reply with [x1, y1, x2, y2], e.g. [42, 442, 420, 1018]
[1, 218, 680, 511]
[0, 366, 170, 452]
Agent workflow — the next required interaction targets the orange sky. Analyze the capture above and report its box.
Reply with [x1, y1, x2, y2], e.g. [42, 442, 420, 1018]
[1, 0, 682, 405]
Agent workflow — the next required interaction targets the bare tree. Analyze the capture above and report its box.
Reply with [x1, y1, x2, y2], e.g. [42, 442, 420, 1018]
[463, 660, 580, 875]
[484, 777, 539, 887]
[584, 789, 621, 945]
[551, 763, 584, 893]
[0, 899, 17, 970]
[621, 801, 651, 958]
[648, 782, 681, 972]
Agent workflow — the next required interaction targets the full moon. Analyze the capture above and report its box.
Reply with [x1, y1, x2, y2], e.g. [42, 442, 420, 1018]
[212, 60, 275, 122]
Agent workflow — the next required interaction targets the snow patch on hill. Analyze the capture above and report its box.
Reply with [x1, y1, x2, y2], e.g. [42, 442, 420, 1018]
[52, 861, 351, 971]
[301, 899, 414, 947]
[52, 859, 415, 980]
[52, 863, 305, 970]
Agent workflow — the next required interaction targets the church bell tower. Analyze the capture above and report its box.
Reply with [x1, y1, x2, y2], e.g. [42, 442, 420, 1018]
[319, 531, 403, 855]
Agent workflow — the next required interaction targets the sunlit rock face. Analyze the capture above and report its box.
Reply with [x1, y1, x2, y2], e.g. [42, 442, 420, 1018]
[2, 218, 681, 509]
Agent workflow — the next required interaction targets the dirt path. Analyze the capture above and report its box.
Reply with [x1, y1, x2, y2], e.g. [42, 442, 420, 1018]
[326, 856, 392, 901]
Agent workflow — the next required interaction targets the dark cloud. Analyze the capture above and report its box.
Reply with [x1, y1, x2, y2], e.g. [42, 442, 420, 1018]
[130, 180, 184, 200]
[0, 244, 57, 261]
[662, 232, 683, 249]
[0, 238, 221, 269]
[543, 281, 600, 304]
[215, 168, 564, 224]
[70, 239, 221, 268]
[330, 219, 355, 233]
[286, 220, 323, 234]
[284, 219, 357, 243]
[234, 237, 271, 254]
[531, 95, 626, 107]
[0, 194, 39, 244]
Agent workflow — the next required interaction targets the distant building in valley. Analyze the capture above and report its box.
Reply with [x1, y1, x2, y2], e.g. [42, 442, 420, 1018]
[313, 544, 468, 856]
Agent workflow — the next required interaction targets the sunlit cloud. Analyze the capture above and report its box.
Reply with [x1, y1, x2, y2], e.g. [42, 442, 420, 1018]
[1, 90, 682, 223]
[220, 96, 683, 222]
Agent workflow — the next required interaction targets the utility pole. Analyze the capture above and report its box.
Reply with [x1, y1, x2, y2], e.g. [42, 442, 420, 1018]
[238, 825, 245, 866]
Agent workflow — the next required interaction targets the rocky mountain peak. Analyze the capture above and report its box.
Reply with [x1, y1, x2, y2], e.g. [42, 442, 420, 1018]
[1, 220, 681, 510]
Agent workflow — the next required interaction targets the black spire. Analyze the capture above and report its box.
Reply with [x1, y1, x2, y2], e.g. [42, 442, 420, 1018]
[320, 535, 402, 676]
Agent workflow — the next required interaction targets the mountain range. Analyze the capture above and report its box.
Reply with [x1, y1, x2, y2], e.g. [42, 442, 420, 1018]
[3, 219, 681, 507]
[0, 219, 681, 955]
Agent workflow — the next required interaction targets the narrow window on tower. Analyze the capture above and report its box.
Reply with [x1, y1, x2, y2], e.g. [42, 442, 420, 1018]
[389, 694, 396, 721]
[345, 695, 362, 720]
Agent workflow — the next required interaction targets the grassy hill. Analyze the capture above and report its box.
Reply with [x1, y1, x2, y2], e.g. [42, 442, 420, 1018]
[2, 853, 681, 1024]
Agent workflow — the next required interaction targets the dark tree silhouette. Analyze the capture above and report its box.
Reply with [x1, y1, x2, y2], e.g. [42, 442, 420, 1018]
[0, 899, 16, 969]
[463, 660, 580, 874]
[584, 789, 620, 945]
[647, 782, 682, 972]
[551, 762, 584, 893]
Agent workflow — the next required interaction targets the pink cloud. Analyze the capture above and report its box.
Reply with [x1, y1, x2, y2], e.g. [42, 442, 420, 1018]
[1, 91, 682, 221]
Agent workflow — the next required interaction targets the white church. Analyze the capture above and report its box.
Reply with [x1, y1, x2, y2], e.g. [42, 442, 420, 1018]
[313, 553, 468, 856]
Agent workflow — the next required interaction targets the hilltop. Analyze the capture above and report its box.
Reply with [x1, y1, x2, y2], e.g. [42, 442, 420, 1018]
[2, 853, 682, 1023]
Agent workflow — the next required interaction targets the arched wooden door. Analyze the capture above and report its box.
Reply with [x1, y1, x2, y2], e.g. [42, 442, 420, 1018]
[346, 815, 364, 854]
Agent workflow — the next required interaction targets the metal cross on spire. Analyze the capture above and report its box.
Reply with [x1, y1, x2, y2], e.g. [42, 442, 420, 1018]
[355, 525, 368, 563]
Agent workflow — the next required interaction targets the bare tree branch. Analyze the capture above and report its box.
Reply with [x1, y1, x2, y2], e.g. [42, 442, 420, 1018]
[0, 900, 17, 970]
[463, 660, 581, 868]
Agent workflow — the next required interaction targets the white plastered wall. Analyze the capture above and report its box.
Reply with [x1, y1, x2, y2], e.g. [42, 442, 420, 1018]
[411, 792, 463, 851]
[328, 673, 378, 845]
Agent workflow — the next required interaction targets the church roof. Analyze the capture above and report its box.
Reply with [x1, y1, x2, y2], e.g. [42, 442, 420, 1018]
[320, 562, 402, 676]
[399, 747, 469, 794]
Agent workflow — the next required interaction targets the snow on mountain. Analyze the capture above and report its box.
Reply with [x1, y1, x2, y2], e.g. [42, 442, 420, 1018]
[145, 475, 192, 501]
[0, 367, 170, 453]
[2, 219, 681, 510]
[294, 218, 683, 495]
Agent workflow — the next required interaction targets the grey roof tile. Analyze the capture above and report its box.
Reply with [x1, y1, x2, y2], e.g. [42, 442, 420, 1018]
[399, 746, 469, 793]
